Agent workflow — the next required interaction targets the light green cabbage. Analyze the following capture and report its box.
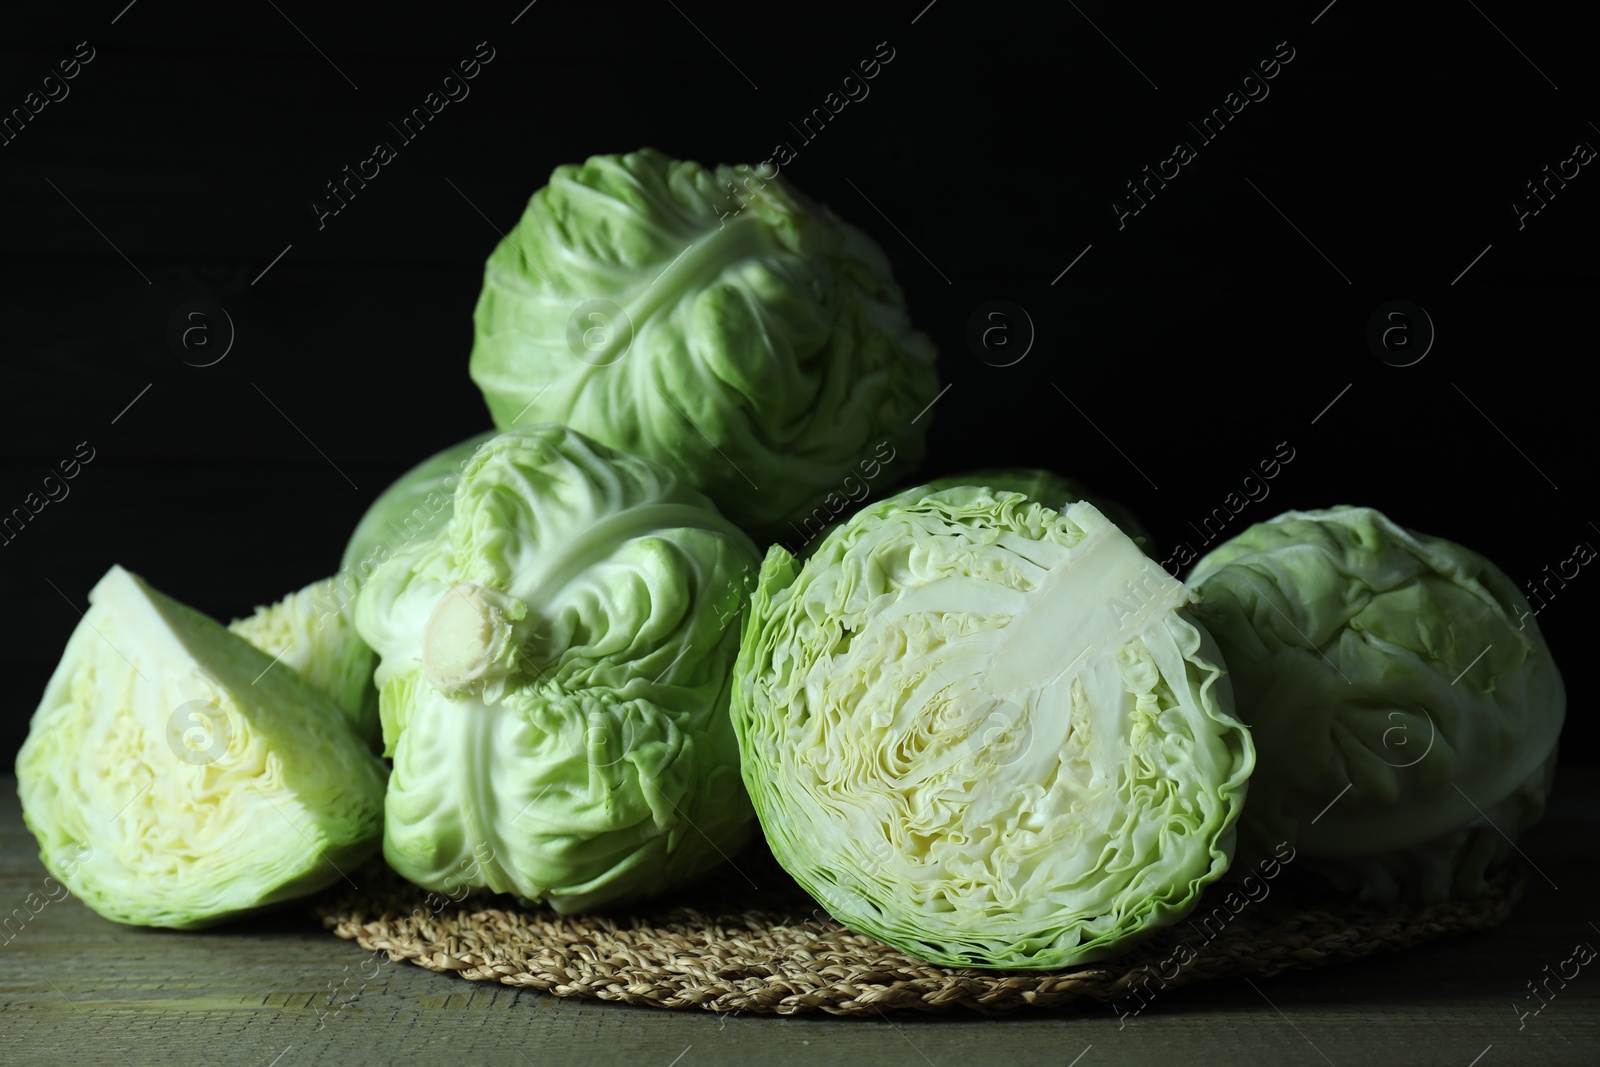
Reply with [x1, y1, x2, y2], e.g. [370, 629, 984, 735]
[925, 468, 1154, 548]
[229, 577, 380, 746]
[353, 425, 762, 913]
[1188, 506, 1566, 903]
[731, 484, 1254, 969]
[16, 566, 386, 928]
[469, 148, 939, 537]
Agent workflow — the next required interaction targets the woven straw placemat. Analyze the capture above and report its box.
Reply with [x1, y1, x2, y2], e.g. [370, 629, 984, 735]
[316, 850, 1523, 1016]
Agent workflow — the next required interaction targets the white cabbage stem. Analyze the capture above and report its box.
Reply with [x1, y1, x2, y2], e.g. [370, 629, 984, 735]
[421, 582, 526, 697]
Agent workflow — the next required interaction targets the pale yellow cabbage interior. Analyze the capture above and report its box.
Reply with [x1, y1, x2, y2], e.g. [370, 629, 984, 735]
[18, 567, 384, 928]
[738, 494, 1251, 967]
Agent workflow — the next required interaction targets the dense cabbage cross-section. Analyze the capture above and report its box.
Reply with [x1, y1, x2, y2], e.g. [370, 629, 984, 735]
[731, 485, 1254, 969]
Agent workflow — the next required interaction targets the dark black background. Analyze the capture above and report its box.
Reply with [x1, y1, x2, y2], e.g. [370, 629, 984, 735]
[2, 1, 1594, 766]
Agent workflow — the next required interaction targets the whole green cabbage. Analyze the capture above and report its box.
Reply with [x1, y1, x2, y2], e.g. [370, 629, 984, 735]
[17, 566, 386, 928]
[353, 425, 761, 913]
[1188, 506, 1565, 903]
[469, 148, 939, 537]
[731, 484, 1254, 969]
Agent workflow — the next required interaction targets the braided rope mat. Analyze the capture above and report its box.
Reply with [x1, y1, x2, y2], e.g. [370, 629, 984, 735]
[316, 852, 1523, 1016]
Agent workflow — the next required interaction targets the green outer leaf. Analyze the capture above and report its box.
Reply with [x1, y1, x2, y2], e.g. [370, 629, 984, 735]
[731, 484, 1254, 969]
[16, 566, 386, 929]
[354, 425, 761, 913]
[1188, 506, 1566, 902]
[468, 148, 939, 538]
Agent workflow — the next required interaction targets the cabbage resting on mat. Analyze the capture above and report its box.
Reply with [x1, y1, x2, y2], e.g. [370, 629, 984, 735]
[353, 425, 761, 913]
[1188, 506, 1566, 903]
[731, 483, 1254, 969]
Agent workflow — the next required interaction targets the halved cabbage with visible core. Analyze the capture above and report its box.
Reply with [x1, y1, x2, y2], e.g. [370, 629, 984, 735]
[354, 425, 762, 913]
[1188, 506, 1566, 903]
[17, 566, 387, 928]
[731, 485, 1254, 969]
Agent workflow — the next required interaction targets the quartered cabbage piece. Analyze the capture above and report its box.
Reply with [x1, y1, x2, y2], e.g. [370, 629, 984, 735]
[17, 566, 386, 928]
[731, 485, 1254, 969]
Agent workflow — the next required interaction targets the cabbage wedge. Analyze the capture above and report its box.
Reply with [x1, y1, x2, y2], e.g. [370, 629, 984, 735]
[229, 576, 380, 746]
[17, 566, 386, 928]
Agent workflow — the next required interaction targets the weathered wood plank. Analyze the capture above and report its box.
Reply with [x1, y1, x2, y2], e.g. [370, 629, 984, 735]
[3, 773, 1597, 1066]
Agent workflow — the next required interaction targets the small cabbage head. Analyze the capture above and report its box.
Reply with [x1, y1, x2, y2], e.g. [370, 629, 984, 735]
[731, 485, 1254, 969]
[16, 566, 386, 928]
[229, 577, 380, 746]
[353, 425, 762, 913]
[925, 468, 1153, 547]
[469, 148, 939, 537]
[1188, 506, 1566, 903]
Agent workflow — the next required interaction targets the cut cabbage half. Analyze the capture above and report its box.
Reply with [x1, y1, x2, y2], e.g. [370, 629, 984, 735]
[731, 485, 1254, 969]
[17, 566, 387, 928]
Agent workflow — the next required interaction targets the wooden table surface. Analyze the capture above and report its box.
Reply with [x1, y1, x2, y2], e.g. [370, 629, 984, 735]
[3, 771, 1596, 1067]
